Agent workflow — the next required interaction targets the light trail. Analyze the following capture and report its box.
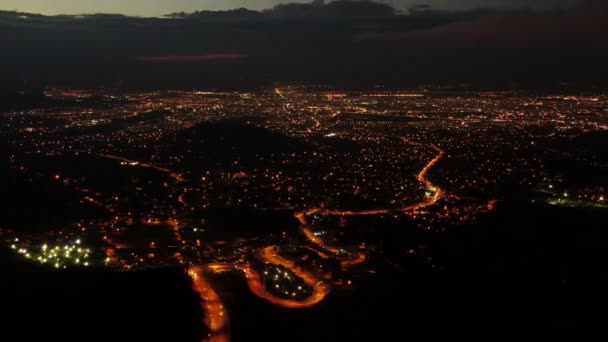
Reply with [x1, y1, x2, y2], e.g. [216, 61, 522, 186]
[189, 257, 329, 342]
[296, 211, 366, 267]
[294, 138, 445, 264]
[307, 117, 322, 133]
[96, 153, 185, 183]
[400, 138, 446, 213]
[188, 266, 230, 342]
[237, 246, 330, 308]
[187, 137, 445, 339]
[304, 246, 330, 259]
[168, 218, 186, 264]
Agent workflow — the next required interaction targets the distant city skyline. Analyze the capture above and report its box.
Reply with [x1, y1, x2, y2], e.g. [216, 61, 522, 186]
[0, 0, 583, 16]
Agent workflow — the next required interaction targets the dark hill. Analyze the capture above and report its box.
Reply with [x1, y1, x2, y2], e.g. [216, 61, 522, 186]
[571, 130, 608, 161]
[1, 251, 205, 342]
[163, 120, 310, 170]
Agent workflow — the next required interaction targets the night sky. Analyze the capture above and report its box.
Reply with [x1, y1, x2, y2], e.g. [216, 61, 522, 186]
[0, 0, 584, 16]
[0, 0, 607, 89]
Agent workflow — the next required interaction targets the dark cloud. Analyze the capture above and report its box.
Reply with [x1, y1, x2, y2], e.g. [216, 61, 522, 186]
[135, 54, 249, 63]
[168, 1, 398, 19]
[0, 1, 606, 90]
[0, 0, 587, 16]
[394, 0, 583, 11]
[357, 1, 608, 84]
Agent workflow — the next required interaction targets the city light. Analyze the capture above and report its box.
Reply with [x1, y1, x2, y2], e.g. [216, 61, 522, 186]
[8, 237, 102, 269]
[2, 82, 607, 341]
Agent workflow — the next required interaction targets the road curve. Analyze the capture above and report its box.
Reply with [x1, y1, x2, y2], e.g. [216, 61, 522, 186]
[188, 138, 445, 340]
[295, 138, 445, 263]
[238, 245, 330, 308]
[96, 153, 185, 182]
[189, 257, 329, 341]
[296, 211, 366, 267]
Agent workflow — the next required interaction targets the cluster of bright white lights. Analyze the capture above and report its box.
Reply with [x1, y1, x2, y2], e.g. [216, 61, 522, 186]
[10, 238, 110, 269]
[262, 264, 309, 298]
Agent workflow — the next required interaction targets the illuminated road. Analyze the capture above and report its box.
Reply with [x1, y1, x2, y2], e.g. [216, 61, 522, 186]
[296, 211, 366, 267]
[307, 117, 322, 133]
[294, 138, 445, 264]
[167, 218, 186, 264]
[187, 137, 444, 339]
[240, 246, 330, 308]
[206, 258, 329, 308]
[188, 259, 328, 340]
[188, 266, 230, 342]
[96, 153, 185, 182]
[400, 138, 446, 213]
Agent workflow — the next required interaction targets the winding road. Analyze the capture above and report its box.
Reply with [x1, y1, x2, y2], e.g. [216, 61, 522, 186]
[295, 137, 445, 263]
[188, 255, 329, 341]
[96, 153, 185, 182]
[187, 136, 445, 342]
[238, 246, 330, 308]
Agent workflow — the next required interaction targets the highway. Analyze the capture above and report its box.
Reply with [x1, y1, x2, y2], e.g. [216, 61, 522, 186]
[242, 246, 330, 308]
[399, 139, 446, 213]
[168, 218, 187, 264]
[188, 266, 230, 342]
[293, 137, 445, 264]
[96, 153, 185, 183]
[188, 258, 328, 342]
[187, 136, 445, 340]
[296, 211, 367, 267]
